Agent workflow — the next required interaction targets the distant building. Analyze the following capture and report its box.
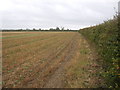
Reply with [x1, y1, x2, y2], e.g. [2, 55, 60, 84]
[118, 1, 120, 15]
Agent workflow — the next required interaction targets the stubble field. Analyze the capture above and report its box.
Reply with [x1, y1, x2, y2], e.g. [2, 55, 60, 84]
[2, 32, 103, 88]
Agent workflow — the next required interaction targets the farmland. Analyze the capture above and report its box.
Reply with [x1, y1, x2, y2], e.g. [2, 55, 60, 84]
[2, 32, 104, 88]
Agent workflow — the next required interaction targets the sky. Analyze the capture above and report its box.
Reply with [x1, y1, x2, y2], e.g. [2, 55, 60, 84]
[0, 0, 119, 30]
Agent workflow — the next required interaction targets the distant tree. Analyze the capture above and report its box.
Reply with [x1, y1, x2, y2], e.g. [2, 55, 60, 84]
[33, 28, 36, 31]
[18, 29, 23, 31]
[67, 29, 70, 31]
[56, 27, 60, 31]
[39, 28, 41, 31]
[49, 28, 54, 31]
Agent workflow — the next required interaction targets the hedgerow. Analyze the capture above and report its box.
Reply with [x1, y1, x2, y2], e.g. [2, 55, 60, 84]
[79, 16, 120, 88]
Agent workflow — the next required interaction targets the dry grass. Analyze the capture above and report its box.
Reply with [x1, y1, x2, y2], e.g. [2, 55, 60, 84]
[2, 32, 103, 88]
[2, 32, 78, 88]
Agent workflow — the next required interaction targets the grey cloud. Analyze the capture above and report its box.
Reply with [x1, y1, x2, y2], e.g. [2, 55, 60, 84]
[1, 0, 119, 29]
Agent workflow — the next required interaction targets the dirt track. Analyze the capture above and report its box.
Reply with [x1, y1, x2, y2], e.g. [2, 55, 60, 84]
[43, 35, 78, 88]
[2, 32, 103, 88]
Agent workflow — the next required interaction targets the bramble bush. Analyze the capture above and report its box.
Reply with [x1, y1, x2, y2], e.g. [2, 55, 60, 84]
[79, 15, 120, 88]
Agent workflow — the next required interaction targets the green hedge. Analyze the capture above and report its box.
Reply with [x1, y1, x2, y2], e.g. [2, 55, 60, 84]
[79, 16, 120, 88]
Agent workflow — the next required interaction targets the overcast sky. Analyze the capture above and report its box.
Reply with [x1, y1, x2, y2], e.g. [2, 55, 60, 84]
[0, 0, 119, 30]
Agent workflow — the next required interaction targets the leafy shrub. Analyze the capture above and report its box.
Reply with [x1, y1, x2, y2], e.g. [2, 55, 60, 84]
[79, 16, 120, 88]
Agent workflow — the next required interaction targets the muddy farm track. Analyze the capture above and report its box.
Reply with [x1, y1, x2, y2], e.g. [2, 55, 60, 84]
[2, 32, 104, 88]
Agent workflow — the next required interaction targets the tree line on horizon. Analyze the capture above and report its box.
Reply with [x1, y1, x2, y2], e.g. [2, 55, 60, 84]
[2, 27, 78, 31]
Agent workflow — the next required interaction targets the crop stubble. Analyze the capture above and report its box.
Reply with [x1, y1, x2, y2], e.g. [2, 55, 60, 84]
[2, 32, 79, 88]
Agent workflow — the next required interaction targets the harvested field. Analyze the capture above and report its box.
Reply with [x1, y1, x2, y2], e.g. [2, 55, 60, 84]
[2, 32, 103, 88]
